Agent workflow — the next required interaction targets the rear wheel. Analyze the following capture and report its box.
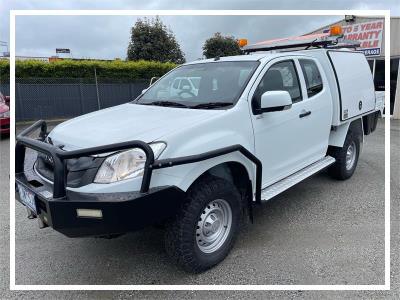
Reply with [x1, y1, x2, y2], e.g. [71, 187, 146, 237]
[328, 130, 360, 180]
[164, 176, 242, 273]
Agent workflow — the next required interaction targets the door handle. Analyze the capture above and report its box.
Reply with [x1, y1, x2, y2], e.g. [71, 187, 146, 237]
[299, 111, 311, 118]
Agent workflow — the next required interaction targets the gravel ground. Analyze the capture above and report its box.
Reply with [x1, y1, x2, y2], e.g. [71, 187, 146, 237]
[0, 119, 398, 299]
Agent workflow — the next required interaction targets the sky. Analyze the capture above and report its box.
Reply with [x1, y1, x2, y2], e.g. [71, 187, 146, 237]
[1, 0, 399, 62]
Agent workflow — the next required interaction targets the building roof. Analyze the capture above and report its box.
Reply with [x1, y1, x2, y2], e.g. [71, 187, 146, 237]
[305, 15, 398, 35]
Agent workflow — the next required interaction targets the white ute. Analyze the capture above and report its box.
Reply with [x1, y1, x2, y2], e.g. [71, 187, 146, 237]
[15, 30, 382, 273]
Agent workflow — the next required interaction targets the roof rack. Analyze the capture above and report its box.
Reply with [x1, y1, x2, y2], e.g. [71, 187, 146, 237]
[243, 35, 361, 53]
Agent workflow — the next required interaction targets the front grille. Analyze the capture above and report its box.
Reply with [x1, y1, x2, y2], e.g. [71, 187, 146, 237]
[35, 153, 105, 188]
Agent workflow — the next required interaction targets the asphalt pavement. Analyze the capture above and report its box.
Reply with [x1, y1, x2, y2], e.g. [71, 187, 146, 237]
[0, 119, 399, 299]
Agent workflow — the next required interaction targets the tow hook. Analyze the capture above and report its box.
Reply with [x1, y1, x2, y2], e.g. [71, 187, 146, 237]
[38, 217, 48, 229]
[26, 207, 36, 219]
[26, 204, 48, 229]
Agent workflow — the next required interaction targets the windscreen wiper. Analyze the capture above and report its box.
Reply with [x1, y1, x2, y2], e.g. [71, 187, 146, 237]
[191, 102, 234, 109]
[142, 101, 190, 108]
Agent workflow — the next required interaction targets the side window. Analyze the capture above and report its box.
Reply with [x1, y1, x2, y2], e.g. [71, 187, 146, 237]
[253, 60, 302, 106]
[299, 59, 323, 98]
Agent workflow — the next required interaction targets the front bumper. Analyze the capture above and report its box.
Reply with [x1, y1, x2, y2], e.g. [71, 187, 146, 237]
[16, 172, 185, 237]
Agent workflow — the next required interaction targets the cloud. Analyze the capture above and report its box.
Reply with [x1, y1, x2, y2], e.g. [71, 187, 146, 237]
[15, 15, 345, 61]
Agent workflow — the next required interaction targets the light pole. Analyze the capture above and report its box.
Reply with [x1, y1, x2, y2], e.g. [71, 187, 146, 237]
[0, 41, 9, 56]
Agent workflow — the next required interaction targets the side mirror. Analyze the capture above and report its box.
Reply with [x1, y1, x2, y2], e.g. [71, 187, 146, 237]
[141, 88, 148, 95]
[260, 90, 292, 113]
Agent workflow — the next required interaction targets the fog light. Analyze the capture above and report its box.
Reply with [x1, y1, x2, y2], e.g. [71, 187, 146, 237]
[76, 209, 103, 219]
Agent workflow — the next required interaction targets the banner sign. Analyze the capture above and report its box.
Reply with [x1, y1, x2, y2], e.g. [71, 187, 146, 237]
[323, 20, 384, 56]
[56, 48, 70, 54]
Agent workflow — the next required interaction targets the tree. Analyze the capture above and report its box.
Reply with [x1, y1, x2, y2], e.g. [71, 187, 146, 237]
[202, 32, 242, 59]
[127, 17, 185, 64]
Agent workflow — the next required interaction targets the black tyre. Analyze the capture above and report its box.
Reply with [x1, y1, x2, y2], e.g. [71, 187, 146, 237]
[328, 130, 360, 180]
[164, 176, 242, 273]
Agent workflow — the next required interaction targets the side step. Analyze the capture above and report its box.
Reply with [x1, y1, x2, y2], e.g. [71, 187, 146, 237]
[261, 156, 335, 201]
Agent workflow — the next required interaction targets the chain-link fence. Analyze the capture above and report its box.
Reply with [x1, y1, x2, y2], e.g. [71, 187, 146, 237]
[0, 77, 150, 122]
[0, 80, 9, 96]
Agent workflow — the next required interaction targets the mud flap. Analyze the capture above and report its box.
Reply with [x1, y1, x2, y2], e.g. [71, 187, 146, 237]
[363, 111, 380, 135]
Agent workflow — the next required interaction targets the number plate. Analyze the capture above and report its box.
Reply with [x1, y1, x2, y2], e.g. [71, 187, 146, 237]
[18, 184, 37, 214]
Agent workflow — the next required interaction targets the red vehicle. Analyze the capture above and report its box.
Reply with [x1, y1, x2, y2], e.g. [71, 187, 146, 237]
[0, 92, 10, 136]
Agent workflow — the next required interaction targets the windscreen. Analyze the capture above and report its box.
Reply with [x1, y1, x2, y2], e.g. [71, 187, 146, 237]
[136, 61, 259, 109]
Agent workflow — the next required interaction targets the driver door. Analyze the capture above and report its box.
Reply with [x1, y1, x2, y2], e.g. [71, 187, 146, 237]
[249, 58, 321, 187]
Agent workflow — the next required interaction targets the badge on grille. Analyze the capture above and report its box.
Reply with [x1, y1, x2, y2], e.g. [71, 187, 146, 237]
[44, 154, 54, 166]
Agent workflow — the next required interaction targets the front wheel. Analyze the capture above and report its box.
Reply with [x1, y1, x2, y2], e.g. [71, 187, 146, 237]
[328, 130, 360, 180]
[164, 176, 242, 273]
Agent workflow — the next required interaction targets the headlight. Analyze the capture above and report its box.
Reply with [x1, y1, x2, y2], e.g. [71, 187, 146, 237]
[0, 110, 9, 118]
[94, 142, 166, 183]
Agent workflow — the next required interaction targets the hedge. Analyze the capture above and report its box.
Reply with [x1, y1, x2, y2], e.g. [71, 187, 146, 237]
[0, 59, 177, 80]
[0, 60, 9, 80]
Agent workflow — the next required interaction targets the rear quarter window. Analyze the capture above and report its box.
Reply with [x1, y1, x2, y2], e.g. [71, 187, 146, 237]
[299, 59, 323, 98]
